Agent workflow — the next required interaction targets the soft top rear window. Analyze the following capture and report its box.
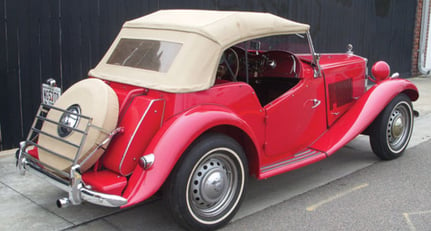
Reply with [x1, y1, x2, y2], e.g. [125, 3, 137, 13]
[107, 39, 182, 73]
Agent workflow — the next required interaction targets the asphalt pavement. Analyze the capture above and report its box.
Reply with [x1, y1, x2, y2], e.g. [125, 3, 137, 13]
[0, 76, 430, 231]
[221, 139, 431, 231]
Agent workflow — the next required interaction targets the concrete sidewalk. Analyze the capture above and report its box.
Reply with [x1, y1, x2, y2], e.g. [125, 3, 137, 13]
[0, 76, 430, 231]
[410, 76, 431, 116]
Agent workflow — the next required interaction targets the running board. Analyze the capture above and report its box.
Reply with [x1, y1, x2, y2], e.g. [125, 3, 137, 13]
[259, 148, 327, 179]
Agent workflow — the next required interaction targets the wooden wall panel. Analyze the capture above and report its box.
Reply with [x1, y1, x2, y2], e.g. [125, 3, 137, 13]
[0, 0, 418, 149]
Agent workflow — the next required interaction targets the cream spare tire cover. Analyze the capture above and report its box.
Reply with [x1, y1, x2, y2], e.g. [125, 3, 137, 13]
[38, 78, 119, 172]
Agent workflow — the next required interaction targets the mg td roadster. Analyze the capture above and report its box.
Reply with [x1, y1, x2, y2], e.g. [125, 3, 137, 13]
[17, 10, 419, 230]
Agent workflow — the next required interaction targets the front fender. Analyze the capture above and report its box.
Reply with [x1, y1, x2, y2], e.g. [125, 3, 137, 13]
[121, 104, 260, 207]
[311, 78, 418, 155]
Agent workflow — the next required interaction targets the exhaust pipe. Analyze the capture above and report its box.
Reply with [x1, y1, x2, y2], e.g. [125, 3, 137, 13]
[56, 198, 70, 208]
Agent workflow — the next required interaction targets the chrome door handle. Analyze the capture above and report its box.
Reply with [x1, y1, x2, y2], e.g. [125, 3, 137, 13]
[312, 99, 321, 109]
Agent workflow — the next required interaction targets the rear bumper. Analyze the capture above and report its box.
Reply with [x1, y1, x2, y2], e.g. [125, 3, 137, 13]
[17, 141, 128, 208]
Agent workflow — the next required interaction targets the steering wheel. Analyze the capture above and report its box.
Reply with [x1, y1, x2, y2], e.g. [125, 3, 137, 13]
[218, 48, 239, 81]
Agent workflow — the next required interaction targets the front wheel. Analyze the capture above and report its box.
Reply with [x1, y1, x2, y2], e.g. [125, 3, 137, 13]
[164, 133, 248, 231]
[369, 94, 414, 160]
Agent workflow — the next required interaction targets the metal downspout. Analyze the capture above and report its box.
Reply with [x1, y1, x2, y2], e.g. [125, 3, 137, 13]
[419, 0, 431, 75]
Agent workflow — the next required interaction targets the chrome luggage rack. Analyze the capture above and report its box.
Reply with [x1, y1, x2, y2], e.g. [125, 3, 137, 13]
[17, 103, 127, 208]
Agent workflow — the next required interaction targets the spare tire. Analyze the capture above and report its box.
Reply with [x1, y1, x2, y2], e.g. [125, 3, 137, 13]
[38, 78, 119, 172]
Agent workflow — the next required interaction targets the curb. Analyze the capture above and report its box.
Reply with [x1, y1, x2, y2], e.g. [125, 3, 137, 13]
[0, 148, 17, 158]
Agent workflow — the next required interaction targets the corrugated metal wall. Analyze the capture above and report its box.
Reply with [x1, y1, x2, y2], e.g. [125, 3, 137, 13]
[0, 0, 417, 149]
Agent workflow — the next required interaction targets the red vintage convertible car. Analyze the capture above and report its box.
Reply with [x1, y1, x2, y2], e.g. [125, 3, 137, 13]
[17, 10, 418, 230]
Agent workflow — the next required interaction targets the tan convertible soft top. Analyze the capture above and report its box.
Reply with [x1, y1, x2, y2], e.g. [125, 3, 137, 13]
[89, 10, 310, 93]
[124, 9, 309, 47]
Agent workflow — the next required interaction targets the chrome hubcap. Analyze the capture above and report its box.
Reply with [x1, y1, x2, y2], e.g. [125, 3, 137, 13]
[192, 158, 228, 206]
[187, 148, 241, 221]
[58, 104, 81, 137]
[391, 115, 404, 139]
[386, 102, 412, 153]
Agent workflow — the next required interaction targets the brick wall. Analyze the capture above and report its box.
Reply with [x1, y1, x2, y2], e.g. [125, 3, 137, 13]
[412, 0, 431, 76]
[412, 0, 423, 76]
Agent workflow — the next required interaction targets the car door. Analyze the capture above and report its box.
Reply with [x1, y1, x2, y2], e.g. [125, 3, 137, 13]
[264, 74, 327, 157]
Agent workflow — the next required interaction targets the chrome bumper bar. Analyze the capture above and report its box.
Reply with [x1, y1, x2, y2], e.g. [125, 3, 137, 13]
[17, 103, 127, 208]
[17, 142, 128, 208]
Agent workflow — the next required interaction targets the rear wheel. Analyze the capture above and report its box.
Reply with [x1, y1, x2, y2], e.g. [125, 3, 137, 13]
[164, 133, 248, 231]
[369, 94, 413, 160]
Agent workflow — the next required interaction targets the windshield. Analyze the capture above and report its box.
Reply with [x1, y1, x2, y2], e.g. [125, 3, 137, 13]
[242, 33, 311, 54]
[107, 39, 182, 72]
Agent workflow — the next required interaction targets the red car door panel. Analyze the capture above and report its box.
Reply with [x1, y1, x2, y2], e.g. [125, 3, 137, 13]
[264, 76, 326, 157]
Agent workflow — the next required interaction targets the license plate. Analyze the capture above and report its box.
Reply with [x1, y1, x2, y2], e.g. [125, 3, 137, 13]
[42, 83, 62, 106]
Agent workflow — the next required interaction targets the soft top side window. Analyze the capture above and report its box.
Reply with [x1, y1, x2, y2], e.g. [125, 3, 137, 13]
[107, 39, 182, 73]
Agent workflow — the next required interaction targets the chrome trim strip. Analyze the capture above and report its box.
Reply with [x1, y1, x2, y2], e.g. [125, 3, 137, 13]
[160, 100, 166, 129]
[118, 99, 155, 174]
[260, 149, 324, 173]
[118, 98, 165, 175]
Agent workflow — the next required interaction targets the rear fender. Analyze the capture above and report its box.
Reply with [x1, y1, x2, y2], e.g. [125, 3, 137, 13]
[311, 78, 418, 155]
[121, 104, 260, 207]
